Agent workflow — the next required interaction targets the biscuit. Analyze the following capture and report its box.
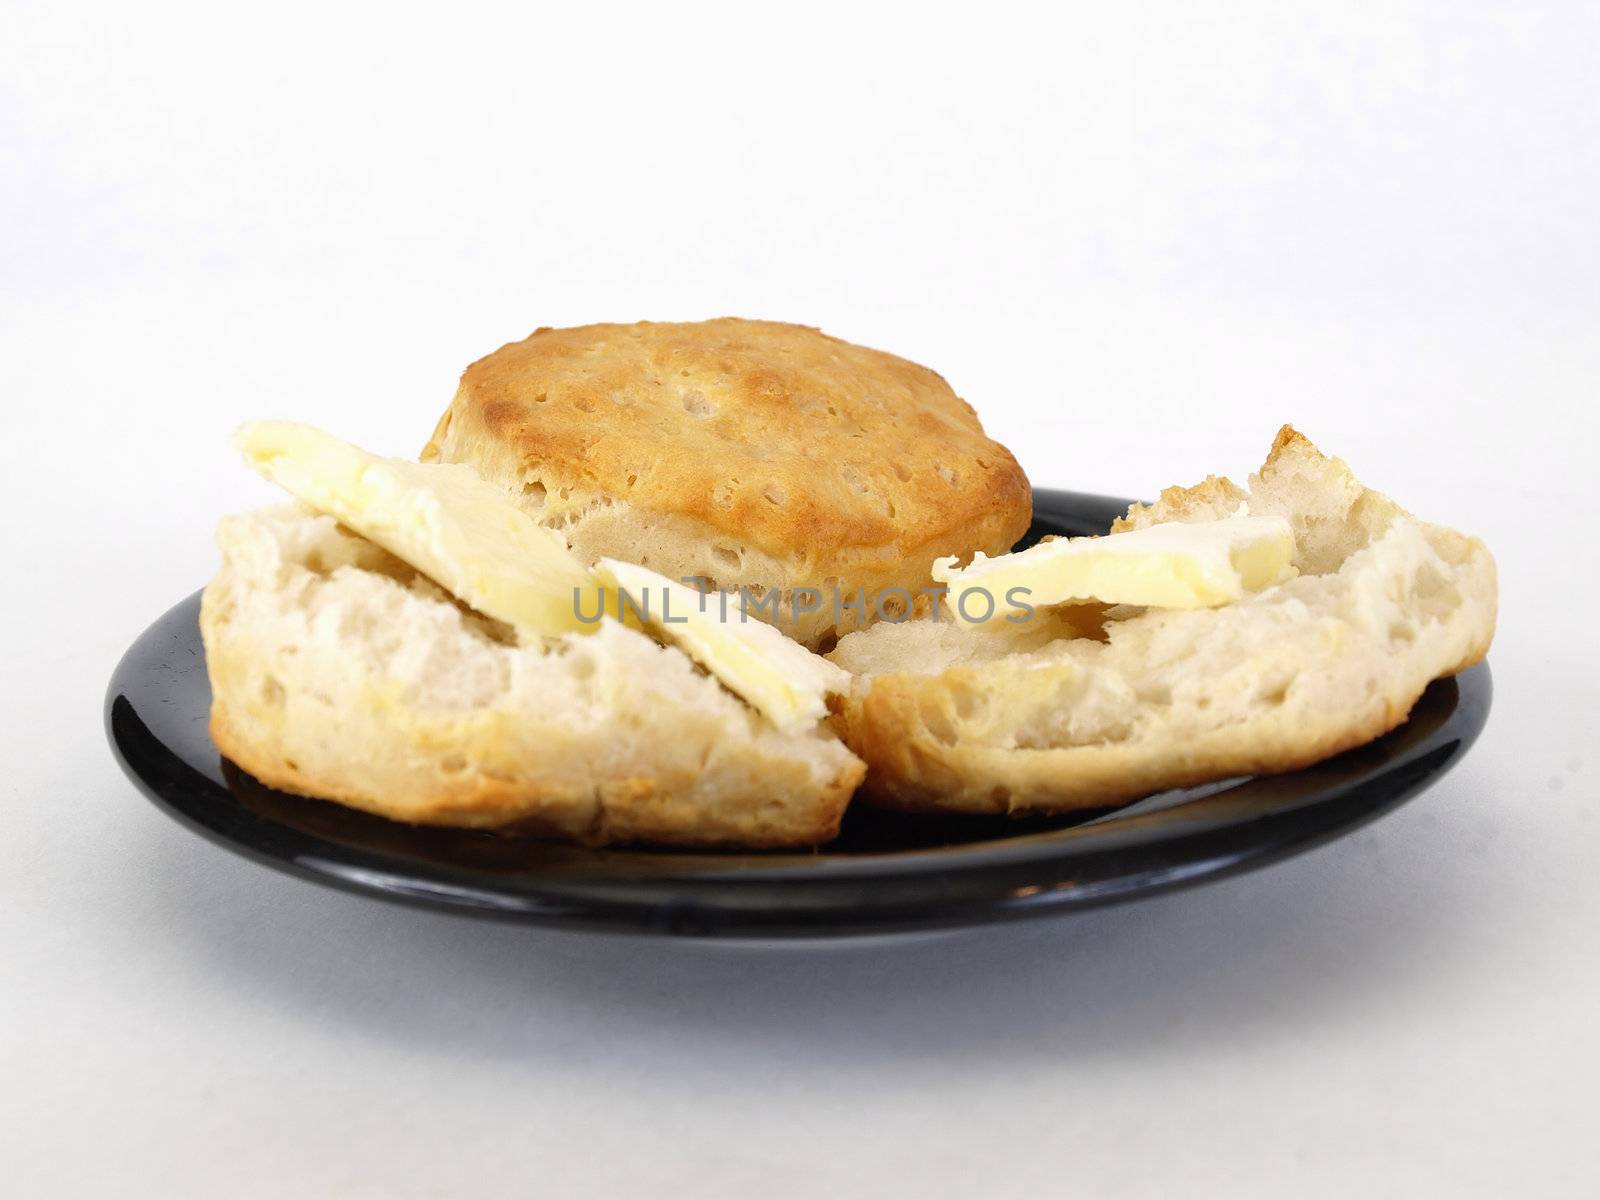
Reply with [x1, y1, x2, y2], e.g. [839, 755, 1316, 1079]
[828, 428, 1498, 814]
[201, 504, 865, 847]
[422, 319, 1032, 649]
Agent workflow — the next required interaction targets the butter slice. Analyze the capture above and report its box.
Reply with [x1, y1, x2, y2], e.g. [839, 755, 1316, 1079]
[236, 421, 599, 637]
[933, 512, 1296, 623]
[596, 559, 848, 732]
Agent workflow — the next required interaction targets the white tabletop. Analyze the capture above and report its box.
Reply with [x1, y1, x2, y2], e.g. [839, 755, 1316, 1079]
[4, 5, 1595, 1196]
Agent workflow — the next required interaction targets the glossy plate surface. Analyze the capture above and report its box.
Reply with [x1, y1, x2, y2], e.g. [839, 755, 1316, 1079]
[106, 490, 1491, 939]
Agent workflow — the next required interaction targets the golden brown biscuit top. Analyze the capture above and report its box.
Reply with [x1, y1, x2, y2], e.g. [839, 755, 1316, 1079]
[436, 318, 1030, 564]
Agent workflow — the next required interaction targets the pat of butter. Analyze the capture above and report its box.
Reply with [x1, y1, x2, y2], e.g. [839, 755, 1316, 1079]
[234, 421, 840, 731]
[236, 421, 600, 637]
[933, 512, 1296, 623]
[596, 559, 848, 733]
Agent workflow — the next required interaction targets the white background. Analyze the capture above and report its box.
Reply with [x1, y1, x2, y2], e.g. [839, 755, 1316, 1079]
[3, 3, 1597, 1195]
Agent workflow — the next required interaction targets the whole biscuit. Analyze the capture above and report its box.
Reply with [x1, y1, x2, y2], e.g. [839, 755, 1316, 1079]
[423, 318, 1032, 648]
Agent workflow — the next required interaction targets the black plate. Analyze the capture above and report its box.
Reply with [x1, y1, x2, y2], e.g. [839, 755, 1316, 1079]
[106, 490, 1492, 939]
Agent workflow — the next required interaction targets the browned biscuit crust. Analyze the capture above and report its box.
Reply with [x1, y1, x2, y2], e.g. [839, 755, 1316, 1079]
[423, 319, 1032, 648]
